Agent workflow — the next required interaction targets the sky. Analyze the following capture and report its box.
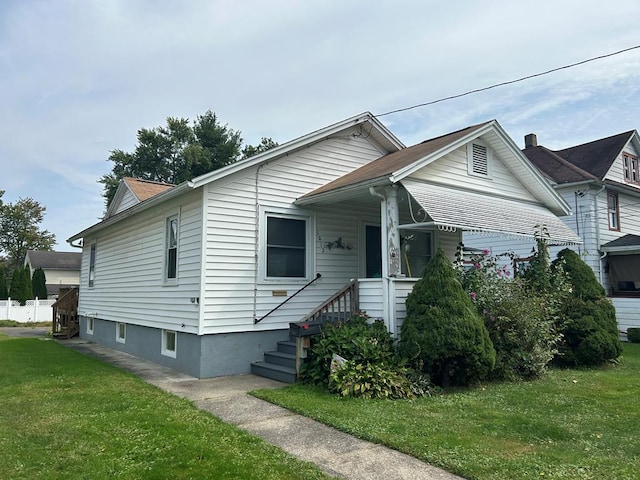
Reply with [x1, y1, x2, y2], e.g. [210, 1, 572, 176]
[2, 0, 640, 252]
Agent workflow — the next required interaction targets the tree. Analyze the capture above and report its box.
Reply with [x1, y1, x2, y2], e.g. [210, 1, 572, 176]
[0, 197, 56, 269]
[100, 110, 277, 207]
[399, 248, 495, 387]
[0, 266, 8, 300]
[32, 267, 47, 300]
[23, 266, 33, 300]
[9, 267, 29, 304]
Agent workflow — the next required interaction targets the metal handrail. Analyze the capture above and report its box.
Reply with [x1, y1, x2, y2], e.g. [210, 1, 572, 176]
[254, 273, 322, 324]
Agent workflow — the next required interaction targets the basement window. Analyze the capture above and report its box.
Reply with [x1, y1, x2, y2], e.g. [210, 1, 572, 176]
[116, 322, 126, 344]
[162, 330, 177, 358]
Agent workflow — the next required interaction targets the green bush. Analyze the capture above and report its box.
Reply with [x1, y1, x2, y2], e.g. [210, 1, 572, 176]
[32, 268, 47, 300]
[552, 249, 622, 366]
[627, 328, 640, 343]
[329, 362, 416, 400]
[0, 267, 8, 300]
[301, 314, 399, 386]
[457, 245, 563, 381]
[399, 248, 495, 387]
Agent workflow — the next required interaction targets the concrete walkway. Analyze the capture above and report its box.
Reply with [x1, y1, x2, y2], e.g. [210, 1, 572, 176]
[2, 328, 463, 480]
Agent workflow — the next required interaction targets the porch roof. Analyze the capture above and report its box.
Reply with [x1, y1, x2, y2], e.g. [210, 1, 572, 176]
[402, 179, 582, 245]
[601, 234, 640, 254]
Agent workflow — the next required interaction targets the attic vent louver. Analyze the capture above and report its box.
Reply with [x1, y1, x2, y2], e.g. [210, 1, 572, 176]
[471, 143, 488, 176]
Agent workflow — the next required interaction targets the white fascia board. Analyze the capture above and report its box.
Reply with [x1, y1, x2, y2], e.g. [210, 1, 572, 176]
[389, 122, 496, 183]
[295, 177, 392, 206]
[190, 112, 403, 190]
[67, 182, 193, 243]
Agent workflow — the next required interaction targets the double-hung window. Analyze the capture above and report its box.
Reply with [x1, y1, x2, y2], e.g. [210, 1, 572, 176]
[624, 153, 640, 184]
[264, 211, 312, 280]
[88, 242, 96, 287]
[607, 191, 620, 231]
[165, 215, 179, 282]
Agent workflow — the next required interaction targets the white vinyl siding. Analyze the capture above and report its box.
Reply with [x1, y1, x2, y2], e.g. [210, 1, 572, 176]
[201, 133, 384, 334]
[113, 189, 139, 215]
[411, 143, 538, 202]
[77, 189, 203, 332]
[604, 141, 640, 186]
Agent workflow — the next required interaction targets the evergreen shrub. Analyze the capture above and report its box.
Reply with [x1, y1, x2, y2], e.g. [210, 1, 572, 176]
[552, 249, 622, 366]
[399, 248, 495, 387]
[627, 328, 640, 343]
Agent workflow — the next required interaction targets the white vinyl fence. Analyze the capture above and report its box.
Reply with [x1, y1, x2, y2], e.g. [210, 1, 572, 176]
[0, 298, 55, 323]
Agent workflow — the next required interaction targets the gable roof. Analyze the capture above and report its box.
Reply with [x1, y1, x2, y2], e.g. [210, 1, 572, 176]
[25, 250, 82, 270]
[601, 234, 640, 253]
[69, 112, 403, 243]
[105, 177, 175, 218]
[524, 131, 636, 184]
[298, 119, 570, 216]
[298, 122, 491, 199]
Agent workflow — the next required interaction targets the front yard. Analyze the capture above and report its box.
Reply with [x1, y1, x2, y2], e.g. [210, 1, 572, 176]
[254, 343, 640, 480]
[0, 334, 331, 480]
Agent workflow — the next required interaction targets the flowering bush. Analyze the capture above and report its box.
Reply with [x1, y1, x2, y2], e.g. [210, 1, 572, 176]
[455, 242, 565, 380]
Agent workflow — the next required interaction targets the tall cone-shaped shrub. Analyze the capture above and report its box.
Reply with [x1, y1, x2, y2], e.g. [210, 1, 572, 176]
[552, 249, 622, 366]
[399, 248, 495, 387]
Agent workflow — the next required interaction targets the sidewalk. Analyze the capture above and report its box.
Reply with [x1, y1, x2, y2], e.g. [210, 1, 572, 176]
[55, 336, 463, 480]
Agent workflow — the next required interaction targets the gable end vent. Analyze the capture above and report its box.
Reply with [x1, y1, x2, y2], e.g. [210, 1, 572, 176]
[471, 143, 489, 176]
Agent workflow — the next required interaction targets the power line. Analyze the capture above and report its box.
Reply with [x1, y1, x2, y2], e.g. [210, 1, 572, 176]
[376, 44, 640, 118]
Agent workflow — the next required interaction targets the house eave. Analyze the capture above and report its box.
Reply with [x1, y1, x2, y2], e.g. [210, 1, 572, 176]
[295, 177, 392, 206]
[67, 182, 194, 243]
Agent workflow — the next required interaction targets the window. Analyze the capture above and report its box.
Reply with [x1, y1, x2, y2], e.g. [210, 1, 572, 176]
[632, 156, 639, 184]
[86, 316, 94, 335]
[623, 154, 631, 181]
[467, 141, 491, 178]
[88, 243, 96, 287]
[116, 322, 126, 343]
[165, 215, 179, 281]
[400, 231, 432, 278]
[162, 330, 177, 358]
[607, 192, 620, 231]
[265, 214, 309, 279]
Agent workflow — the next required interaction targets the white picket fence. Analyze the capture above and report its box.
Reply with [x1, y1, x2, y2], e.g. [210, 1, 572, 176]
[0, 298, 56, 323]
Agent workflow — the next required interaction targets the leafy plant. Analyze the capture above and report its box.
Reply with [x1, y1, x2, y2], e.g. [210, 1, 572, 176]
[329, 362, 415, 399]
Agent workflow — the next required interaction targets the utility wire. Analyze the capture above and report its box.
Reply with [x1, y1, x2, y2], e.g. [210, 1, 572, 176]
[376, 44, 640, 118]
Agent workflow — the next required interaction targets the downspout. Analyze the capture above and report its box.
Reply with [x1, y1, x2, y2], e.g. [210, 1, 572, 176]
[252, 163, 265, 323]
[593, 184, 606, 285]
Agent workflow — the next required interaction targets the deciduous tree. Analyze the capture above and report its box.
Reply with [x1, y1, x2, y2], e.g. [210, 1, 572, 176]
[100, 110, 277, 207]
[0, 197, 55, 269]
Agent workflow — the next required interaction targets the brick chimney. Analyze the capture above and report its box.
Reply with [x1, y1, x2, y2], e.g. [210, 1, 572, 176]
[524, 133, 537, 148]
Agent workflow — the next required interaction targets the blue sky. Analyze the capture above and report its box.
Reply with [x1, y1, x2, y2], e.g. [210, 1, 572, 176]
[2, 0, 640, 251]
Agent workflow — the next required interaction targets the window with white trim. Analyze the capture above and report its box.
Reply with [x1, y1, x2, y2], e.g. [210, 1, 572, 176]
[400, 230, 433, 278]
[264, 211, 312, 280]
[116, 322, 126, 343]
[467, 141, 492, 178]
[86, 316, 94, 335]
[165, 215, 179, 282]
[607, 191, 620, 231]
[88, 242, 96, 287]
[162, 330, 177, 358]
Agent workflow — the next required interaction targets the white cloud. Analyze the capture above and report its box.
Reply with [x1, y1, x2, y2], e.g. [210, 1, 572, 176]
[1, 0, 640, 249]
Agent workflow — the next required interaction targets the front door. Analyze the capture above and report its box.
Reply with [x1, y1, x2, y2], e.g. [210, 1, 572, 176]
[365, 225, 382, 278]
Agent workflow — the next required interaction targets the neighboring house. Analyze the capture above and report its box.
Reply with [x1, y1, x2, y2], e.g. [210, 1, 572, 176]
[67, 113, 580, 380]
[24, 250, 82, 298]
[465, 130, 640, 334]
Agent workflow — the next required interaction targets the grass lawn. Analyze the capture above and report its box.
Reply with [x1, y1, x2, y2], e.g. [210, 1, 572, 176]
[0, 334, 332, 480]
[254, 343, 640, 480]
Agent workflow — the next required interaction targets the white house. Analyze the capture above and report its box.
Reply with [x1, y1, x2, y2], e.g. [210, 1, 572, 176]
[68, 113, 580, 381]
[24, 250, 82, 298]
[465, 130, 640, 335]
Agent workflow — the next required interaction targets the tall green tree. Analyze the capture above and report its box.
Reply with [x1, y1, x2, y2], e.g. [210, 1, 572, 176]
[0, 197, 55, 269]
[9, 267, 28, 304]
[32, 267, 47, 300]
[24, 266, 33, 300]
[0, 266, 8, 300]
[99, 110, 277, 207]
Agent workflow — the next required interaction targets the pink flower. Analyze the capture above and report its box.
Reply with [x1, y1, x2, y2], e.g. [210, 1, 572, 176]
[482, 249, 490, 255]
[470, 292, 477, 300]
[474, 263, 481, 269]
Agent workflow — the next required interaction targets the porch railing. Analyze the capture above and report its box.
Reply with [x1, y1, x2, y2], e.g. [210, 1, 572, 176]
[291, 279, 359, 336]
[52, 287, 79, 339]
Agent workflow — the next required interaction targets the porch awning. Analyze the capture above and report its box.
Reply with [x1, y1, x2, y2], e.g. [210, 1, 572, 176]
[402, 179, 582, 245]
